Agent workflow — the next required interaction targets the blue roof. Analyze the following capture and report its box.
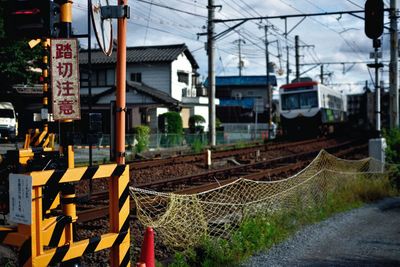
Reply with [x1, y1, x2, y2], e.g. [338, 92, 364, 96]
[219, 98, 254, 108]
[204, 75, 277, 87]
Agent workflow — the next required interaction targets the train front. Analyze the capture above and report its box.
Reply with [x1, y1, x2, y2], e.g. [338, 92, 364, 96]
[279, 81, 321, 137]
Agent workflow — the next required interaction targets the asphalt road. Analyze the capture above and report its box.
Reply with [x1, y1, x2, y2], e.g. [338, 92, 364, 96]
[242, 197, 400, 267]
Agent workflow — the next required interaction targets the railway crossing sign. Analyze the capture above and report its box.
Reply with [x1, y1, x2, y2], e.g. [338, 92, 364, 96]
[50, 38, 81, 121]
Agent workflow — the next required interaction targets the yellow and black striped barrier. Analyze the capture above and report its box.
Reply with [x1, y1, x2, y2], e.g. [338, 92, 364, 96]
[2, 164, 130, 267]
[24, 128, 55, 150]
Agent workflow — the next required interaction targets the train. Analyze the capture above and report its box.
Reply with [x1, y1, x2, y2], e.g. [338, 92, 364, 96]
[279, 79, 347, 137]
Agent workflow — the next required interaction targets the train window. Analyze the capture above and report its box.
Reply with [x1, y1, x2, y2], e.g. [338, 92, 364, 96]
[282, 94, 299, 110]
[300, 92, 318, 108]
[327, 95, 343, 110]
[281, 91, 317, 110]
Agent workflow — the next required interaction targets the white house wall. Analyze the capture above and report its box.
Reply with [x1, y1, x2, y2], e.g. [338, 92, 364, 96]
[127, 63, 171, 95]
[147, 107, 170, 131]
[193, 105, 209, 132]
[171, 53, 194, 102]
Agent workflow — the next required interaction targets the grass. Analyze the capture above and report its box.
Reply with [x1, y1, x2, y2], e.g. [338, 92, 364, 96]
[165, 175, 398, 267]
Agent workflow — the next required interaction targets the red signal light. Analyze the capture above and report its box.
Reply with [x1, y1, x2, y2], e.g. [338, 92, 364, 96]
[13, 8, 41, 15]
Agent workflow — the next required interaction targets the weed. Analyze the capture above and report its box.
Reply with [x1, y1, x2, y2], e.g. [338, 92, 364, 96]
[191, 138, 204, 153]
[168, 174, 398, 266]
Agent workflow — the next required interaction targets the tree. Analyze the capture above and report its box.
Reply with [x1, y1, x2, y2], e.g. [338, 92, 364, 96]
[0, 3, 42, 95]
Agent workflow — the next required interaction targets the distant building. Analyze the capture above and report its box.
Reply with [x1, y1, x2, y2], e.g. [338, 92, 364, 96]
[347, 88, 390, 131]
[205, 75, 277, 132]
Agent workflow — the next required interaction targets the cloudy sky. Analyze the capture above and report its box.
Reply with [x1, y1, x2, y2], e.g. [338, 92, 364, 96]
[72, 0, 396, 94]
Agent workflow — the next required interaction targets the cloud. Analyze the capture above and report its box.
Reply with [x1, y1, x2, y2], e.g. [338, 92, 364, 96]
[70, 0, 392, 93]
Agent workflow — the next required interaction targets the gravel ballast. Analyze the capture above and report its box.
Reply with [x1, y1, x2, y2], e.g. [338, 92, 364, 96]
[242, 197, 400, 267]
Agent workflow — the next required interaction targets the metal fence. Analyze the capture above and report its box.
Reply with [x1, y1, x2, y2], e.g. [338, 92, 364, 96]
[75, 130, 275, 149]
[70, 130, 275, 164]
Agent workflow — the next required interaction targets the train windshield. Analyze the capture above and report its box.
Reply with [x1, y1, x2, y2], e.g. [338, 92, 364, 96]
[281, 91, 318, 110]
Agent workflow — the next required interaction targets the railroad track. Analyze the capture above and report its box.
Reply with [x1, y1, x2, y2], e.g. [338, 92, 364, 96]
[76, 139, 367, 223]
[128, 137, 329, 170]
[135, 140, 365, 192]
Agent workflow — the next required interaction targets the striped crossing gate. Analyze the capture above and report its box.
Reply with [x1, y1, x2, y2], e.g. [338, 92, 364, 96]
[1, 164, 131, 267]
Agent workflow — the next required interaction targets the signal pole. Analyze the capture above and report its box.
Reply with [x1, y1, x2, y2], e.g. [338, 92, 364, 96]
[59, 0, 74, 168]
[389, 0, 399, 128]
[365, 0, 386, 164]
[207, 0, 216, 147]
[41, 39, 50, 135]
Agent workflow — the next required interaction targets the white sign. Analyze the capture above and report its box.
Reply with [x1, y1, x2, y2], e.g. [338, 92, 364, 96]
[41, 108, 49, 121]
[9, 174, 32, 225]
[50, 38, 81, 121]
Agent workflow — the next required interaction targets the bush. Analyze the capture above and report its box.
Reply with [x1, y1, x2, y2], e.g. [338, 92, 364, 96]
[383, 127, 400, 187]
[384, 127, 400, 164]
[159, 112, 183, 147]
[189, 115, 206, 134]
[133, 125, 150, 153]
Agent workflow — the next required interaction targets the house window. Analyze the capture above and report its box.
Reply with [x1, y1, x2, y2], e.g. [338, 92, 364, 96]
[130, 72, 142, 82]
[80, 72, 88, 87]
[97, 69, 106, 86]
[106, 69, 115, 85]
[178, 71, 189, 85]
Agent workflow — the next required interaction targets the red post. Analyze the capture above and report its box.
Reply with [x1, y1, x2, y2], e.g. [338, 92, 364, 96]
[140, 227, 155, 267]
[116, 0, 127, 165]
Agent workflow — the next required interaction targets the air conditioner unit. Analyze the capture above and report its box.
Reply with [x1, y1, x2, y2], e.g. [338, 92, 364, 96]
[187, 88, 192, 97]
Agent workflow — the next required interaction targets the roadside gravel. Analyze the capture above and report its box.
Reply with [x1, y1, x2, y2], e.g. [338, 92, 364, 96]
[242, 197, 400, 267]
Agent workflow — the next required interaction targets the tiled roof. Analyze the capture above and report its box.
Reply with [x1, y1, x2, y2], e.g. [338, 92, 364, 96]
[79, 43, 199, 68]
[204, 75, 278, 87]
[126, 81, 180, 108]
[89, 81, 180, 108]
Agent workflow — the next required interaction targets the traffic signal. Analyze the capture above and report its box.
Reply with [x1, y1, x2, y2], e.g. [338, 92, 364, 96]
[5, 0, 60, 39]
[365, 0, 384, 39]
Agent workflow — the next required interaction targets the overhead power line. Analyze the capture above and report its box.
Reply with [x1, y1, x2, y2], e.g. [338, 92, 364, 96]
[135, 0, 207, 18]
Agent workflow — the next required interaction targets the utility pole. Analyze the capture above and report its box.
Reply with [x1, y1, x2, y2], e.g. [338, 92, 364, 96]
[264, 25, 273, 139]
[235, 38, 246, 76]
[389, 0, 399, 128]
[294, 35, 314, 82]
[320, 64, 324, 84]
[284, 19, 290, 84]
[295, 35, 300, 82]
[207, 0, 216, 146]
